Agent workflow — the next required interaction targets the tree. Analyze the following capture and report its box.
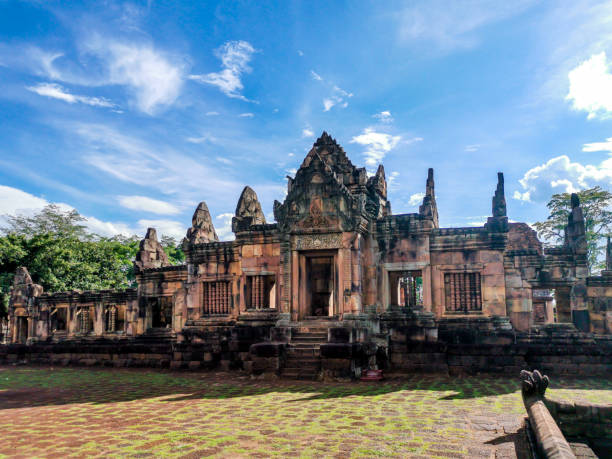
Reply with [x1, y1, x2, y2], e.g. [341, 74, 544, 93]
[0, 206, 184, 317]
[533, 186, 612, 272]
[160, 235, 185, 265]
[2, 204, 89, 240]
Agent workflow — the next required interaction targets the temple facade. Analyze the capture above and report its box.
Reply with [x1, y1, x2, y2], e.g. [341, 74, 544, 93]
[6, 132, 612, 377]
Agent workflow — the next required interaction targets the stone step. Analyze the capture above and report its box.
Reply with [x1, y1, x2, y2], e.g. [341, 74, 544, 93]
[288, 349, 319, 358]
[284, 361, 320, 370]
[292, 339, 327, 344]
[282, 369, 320, 380]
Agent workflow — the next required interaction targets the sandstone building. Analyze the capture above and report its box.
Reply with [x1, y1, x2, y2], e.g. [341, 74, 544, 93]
[5, 133, 612, 378]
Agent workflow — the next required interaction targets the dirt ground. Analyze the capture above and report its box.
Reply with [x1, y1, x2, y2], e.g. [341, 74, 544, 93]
[1, 366, 611, 458]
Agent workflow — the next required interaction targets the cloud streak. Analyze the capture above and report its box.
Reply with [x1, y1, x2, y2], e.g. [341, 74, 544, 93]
[27, 82, 115, 108]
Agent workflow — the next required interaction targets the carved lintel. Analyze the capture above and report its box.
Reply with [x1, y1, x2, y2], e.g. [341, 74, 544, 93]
[293, 233, 343, 251]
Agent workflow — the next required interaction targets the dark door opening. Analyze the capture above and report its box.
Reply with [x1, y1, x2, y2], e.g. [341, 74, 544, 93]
[16, 317, 28, 343]
[307, 256, 334, 317]
[151, 297, 173, 328]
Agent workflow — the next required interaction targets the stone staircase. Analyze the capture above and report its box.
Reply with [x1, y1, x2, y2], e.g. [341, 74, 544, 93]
[282, 328, 327, 380]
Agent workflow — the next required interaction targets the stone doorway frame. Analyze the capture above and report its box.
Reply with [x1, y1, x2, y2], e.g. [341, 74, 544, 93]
[295, 250, 338, 320]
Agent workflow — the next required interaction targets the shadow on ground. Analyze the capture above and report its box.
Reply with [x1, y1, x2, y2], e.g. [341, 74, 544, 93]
[1, 365, 611, 411]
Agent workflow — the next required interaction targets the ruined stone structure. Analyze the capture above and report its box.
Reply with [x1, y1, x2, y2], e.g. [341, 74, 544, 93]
[4, 132, 612, 378]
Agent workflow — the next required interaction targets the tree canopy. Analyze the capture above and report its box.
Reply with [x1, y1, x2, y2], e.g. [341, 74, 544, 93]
[533, 186, 612, 272]
[0, 205, 184, 318]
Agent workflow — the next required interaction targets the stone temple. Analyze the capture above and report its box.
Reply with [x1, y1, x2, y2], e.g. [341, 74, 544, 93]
[4, 132, 612, 379]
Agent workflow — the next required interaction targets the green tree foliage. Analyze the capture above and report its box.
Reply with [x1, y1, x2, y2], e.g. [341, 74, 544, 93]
[533, 186, 612, 272]
[160, 235, 186, 265]
[0, 205, 184, 318]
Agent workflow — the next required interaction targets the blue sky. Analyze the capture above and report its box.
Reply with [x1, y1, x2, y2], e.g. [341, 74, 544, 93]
[1, 0, 612, 241]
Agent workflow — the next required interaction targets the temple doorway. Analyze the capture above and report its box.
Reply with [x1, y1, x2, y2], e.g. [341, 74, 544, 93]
[15, 316, 28, 343]
[150, 297, 173, 328]
[307, 256, 334, 317]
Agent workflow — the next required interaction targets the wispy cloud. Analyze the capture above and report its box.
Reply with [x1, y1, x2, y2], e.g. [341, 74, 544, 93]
[26, 82, 115, 108]
[566, 52, 612, 120]
[14, 38, 186, 114]
[397, 0, 536, 50]
[205, 111, 219, 116]
[323, 85, 353, 111]
[310, 70, 323, 81]
[73, 123, 241, 203]
[239, 112, 254, 118]
[189, 40, 256, 101]
[464, 144, 480, 152]
[118, 195, 180, 215]
[583, 137, 612, 153]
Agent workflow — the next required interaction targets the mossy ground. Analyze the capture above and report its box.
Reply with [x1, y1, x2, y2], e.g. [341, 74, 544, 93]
[0, 366, 610, 458]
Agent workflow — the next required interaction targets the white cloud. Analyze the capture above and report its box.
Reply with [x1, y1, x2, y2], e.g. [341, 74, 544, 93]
[373, 111, 393, 123]
[189, 40, 256, 101]
[298, 50, 304, 56]
[583, 137, 612, 153]
[464, 144, 480, 152]
[567, 52, 612, 119]
[136, 219, 185, 240]
[310, 70, 323, 81]
[86, 39, 184, 115]
[388, 171, 400, 189]
[350, 128, 402, 167]
[26, 83, 115, 108]
[118, 195, 180, 215]
[408, 192, 425, 207]
[286, 168, 298, 175]
[205, 111, 219, 116]
[514, 153, 612, 202]
[0, 184, 186, 239]
[215, 212, 235, 241]
[0, 185, 50, 217]
[323, 98, 335, 111]
[302, 128, 314, 138]
[239, 112, 254, 118]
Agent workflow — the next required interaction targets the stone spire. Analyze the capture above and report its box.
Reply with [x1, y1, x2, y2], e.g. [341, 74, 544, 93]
[184, 202, 219, 245]
[492, 172, 507, 218]
[485, 172, 508, 232]
[232, 186, 266, 233]
[564, 193, 587, 254]
[419, 168, 439, 227]
[368, 164, 387, 199]
[134, 228, 170, 272]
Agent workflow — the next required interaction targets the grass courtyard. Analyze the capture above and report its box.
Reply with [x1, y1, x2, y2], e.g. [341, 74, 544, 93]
[1, 366, 611, 458]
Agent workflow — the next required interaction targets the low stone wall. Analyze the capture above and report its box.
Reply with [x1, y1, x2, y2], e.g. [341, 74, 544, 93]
[545, 397, 612, 456]
[0, 340, 173, 368]
[389, 333, 612, 376]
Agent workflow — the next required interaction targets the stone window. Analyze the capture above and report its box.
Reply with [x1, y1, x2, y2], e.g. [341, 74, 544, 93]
[202, 281, 232, 315]
[105, 305, 126, 332]
[389, 271, 423, 308]
[444, 272, 482, 313]
[50, 307, 67, 332]
[77, 307, 94, 333]
[245, 275, 276, 309]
